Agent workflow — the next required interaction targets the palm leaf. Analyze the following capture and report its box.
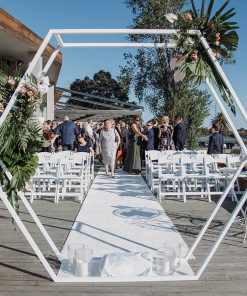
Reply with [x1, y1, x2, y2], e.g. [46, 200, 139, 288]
[205, 0, 215, 23]
[190, 0, 198, 18]
[220, 8, 235, 21]
[200, 0, 206, 17]
[221, 31, 239, 51]
[212, 0, 230, 19]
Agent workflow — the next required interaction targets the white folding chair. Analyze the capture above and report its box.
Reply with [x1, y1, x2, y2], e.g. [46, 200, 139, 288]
[157, 154, 185, 202]
[30, 155, 59, 203]
[57, 156, 88, 203]
[181, 155, 210, 202]
[146, 151, 160, 190]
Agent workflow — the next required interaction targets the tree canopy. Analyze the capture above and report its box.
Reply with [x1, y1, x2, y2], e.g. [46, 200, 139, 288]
[69, 70, 129, 109]
[119, 0, 212, 148]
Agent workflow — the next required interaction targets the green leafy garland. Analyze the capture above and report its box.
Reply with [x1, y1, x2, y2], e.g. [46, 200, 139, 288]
[0, 62, 45, 222]
[166, 0, 239, 114]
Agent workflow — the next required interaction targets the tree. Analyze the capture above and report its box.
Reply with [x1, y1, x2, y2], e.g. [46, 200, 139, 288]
[211, 112, 230, 136]
[119, 0, 212, 148]
[70, 70, 129, 109]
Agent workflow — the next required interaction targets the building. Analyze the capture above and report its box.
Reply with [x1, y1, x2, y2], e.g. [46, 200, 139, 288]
[0, 8, 62, 120]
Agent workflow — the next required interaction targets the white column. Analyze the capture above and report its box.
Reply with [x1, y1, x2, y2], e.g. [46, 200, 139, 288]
[27, 55, 46, 125]
[43, 85, 54, 120]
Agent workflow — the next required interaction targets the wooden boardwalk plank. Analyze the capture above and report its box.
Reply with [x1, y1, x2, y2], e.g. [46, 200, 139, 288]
[0, 171, 246, 295]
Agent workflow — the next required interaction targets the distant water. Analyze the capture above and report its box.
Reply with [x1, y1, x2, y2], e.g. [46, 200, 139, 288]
[197, 136, 247, 143]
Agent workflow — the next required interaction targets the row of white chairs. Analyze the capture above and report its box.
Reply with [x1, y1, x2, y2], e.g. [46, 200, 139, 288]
[26, 152, 94, 203]
[145, 150, 241, 203]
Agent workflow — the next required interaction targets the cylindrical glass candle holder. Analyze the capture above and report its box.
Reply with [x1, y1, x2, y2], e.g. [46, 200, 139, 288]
[67, 243, 85, 273]
[164, 241, 182, 269]
[155, 247, 175, 275]
[74, 247, 93, 277]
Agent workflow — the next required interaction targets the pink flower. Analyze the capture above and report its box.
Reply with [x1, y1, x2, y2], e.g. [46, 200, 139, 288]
[215, 32, 221, 41]
[208, 21, 215, 29]
[27, 90, 35, 97]
[19, 86, 27, 96]
[190, 52, 198, 62]
[7, 77, 15, 86]
[213, 52, 221, 59]
[184, 13, 193, 22]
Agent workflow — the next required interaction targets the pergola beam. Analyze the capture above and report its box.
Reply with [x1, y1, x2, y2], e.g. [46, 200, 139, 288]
[56, 87, 144, 110]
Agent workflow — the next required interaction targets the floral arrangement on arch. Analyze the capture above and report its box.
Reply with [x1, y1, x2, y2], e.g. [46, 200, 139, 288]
[0, 62, 49, 222]
[4, 74, 49, 111]
[166, 0, 239, 114]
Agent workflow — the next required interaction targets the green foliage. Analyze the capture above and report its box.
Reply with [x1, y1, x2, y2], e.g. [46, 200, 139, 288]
[211, 112, 230, 135]
[120, 0, 211, 149]
[0, 61, 43, 225]
[70, 70, 129, 109]
[176, 0, 239, 114]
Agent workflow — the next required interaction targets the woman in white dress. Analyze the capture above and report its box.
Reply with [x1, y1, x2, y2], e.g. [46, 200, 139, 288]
[99, 119, 120, 178]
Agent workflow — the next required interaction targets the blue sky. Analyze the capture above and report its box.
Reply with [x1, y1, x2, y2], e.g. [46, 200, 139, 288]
[1, 0, 246, 128]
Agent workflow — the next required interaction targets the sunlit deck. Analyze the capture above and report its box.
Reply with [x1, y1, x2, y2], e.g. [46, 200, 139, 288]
[0, 169, 246, 295]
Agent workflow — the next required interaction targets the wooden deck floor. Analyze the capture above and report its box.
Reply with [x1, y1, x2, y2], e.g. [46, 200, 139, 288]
[0, 175, 246, 295]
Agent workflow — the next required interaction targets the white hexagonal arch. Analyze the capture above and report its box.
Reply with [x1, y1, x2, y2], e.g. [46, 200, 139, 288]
[0, 29, 247, 282]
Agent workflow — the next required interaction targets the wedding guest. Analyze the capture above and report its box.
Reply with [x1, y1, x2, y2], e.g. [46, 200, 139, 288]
[42, 121, 50, 139]
[121, 121, 129, 165]
[42, 129, 58, 152]
[76, 122, 82, 133]
[75, 131, 94, 154]
[96, 122, 104, 162]
[123, 115, 148, 174]
[207, 123, 224, 155]
[173, 114, 186, 151]
[158, 116, 174, 151]
[145, 121, 154, 151]
[46, 120, 52, 129]
[152, 118, 160, 150]
[56, 115, 79, 151]
[99, 119, 120, 178]
[85, 119, 95, 145]
[51, 120, 58, 131]
[50, 120, 60, 147]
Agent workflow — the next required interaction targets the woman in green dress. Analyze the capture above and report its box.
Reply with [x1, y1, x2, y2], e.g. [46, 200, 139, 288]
[123, 115, 148, 174]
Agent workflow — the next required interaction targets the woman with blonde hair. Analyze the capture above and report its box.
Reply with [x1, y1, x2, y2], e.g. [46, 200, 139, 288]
[158, 116, 175, 151]
[99, 119, 120, 178]
[123, 115, 148, 174]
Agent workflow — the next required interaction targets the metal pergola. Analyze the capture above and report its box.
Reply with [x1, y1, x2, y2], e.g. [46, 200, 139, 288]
[54, 87, 143, 122]
[0, 28, 246, 282]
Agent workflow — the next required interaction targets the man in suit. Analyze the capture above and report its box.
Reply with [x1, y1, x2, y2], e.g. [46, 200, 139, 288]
[173, 114, 186, 151]
[56, 115, 79, 150]
[144, 121, 154, 151]
[207, 123, 224, 155]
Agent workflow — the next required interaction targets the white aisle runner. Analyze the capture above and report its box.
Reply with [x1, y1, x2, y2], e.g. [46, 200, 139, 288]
[57, 169, 194, 281]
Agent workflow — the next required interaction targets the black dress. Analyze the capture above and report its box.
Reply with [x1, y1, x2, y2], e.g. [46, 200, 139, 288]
[158, 125, 174, 151]
[75, 141, 92, 153]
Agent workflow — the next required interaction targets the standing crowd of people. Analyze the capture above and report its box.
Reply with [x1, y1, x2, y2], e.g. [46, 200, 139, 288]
[0, 99, 225, 178]
[41, 114, 192, 177]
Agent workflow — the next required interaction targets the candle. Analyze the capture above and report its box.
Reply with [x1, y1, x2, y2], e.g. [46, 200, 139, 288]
[74, 258, 88, 276]
[159, 258, 170, 275]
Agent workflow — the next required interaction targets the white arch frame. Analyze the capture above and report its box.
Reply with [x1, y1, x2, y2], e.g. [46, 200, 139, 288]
[0, 29, 246, 282]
